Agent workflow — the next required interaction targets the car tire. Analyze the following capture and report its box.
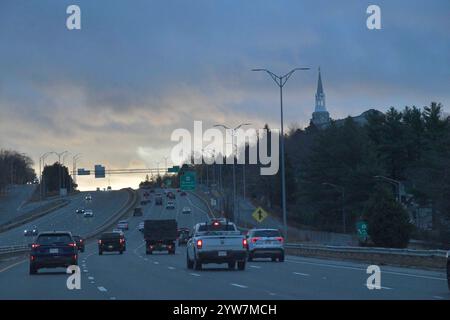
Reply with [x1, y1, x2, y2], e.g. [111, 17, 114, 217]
[279, 252, 285, 262]
[193, 257, 202, 270]
[119, 250, 123, 255]
[186, 254, 194, 269]
[146, 250, 153, 255]
[248, 253, 253, 262]
[29, 265, 37, 275]
[237, 261, 246, 271]
[228, 261, 236, 270]
[99, 250, 103, 255]
[271, 257, 277, 262]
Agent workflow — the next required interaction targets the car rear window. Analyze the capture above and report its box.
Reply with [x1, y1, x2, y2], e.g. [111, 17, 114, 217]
[252, 230, 281, 237]
[101, 233, 121, 239]
[73, 236, 81, 240]
[37, 234, 72, 245]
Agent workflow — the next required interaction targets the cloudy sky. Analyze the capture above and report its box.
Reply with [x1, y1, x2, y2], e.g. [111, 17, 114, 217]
[0, 0, 449, 190]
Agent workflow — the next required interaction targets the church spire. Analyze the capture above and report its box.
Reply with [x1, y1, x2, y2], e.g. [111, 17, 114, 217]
[314, 67, 326, 112]
[311, 67, 330, 128]
[317, 67, 324, 96]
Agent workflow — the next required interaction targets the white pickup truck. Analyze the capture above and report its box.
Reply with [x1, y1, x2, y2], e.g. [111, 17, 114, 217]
[186, 220, 248, 271]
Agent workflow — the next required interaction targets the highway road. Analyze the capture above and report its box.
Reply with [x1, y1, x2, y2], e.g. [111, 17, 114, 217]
[0, 188, 448, 300]
[0, 190, 129, 247]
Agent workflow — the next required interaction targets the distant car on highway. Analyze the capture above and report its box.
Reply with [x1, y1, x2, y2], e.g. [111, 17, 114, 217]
[166, 201, 175, 210]
[167, 192, 175, 199]
[180, 191, 187, 196]
[75, 208, 85, 214]
[83, 209, 94, 218]
[133, 207, 143, 216]
[246, 228, 284, 262]
[186, 220, 247, 271]
[117, 220, 129, 231]
[155, 196, 163, 206]
[72, 235, 85, 252]
[182, 207, 191, 214]
[138, 222, 145, 232]
[85, 194, 92, 201]
[98, 232, 125, 255]
[29, 231, 78, 275]
[177, 228, 190, 246]
[24, 226, 38, 237]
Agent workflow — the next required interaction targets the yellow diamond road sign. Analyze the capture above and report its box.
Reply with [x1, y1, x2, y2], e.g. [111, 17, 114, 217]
[252, 207, 269, 223]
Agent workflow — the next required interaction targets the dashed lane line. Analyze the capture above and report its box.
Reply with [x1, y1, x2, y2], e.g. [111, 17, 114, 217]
[293, 272, 310, 276]
[231, 283, 248, 289]
[97, 286, 107, 292]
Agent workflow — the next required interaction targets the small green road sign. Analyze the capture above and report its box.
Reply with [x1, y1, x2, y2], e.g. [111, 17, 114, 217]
[165, 179, 172, 187]
[252, 207, 269, 223]
[180, 171, 196, 190]
[168, 166, 180, 173]
[356, 220, 369, 242]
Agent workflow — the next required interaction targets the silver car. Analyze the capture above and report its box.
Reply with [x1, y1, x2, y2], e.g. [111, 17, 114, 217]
[246, 228, 284, 262]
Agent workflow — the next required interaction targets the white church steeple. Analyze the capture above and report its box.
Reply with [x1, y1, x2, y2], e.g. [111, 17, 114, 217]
[311, 67, 330, 128]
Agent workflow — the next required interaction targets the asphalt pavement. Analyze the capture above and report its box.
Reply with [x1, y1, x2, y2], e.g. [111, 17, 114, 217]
[0, 188, 448, 300]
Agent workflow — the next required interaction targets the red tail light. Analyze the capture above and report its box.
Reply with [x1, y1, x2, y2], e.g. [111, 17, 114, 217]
[243, 238, 248, 249]
[30, 255, 35, 261]
[98, 240, 102, 244]
[276, 237, 284, 243]
[251, 237, 260, 243]
[196, 239, 203, 249]
[31, 244, 40, 249]
[120, 238, 124, 244]
[80, 240, 83, 243]
[213, 221, 220, 226]
[68, 242, 77, 247]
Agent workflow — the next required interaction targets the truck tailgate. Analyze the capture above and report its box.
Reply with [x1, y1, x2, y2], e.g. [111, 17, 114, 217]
[200, 235, 244, 251]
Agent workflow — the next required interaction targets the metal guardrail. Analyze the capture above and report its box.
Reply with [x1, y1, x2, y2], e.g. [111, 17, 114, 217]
[0, 244, 30, 255]
[284, 243, 448, 258]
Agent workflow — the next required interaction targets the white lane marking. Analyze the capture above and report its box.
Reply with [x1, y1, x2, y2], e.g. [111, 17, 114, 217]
[168, 266, 175, 270]
[110, 297, 116, 300]
[433, 296, 444, 300]
[293, 272, 310, 276]
[0, 259, 26, 273]
[83, 270, 88, 273]
[231, 283, 248, 289]
[286, 259, 447, 281]
[190, 273, 201, 277]
[90, 281, 95, 284]
[268, 292, 277, 296]
[97, 286, 107, 292]
[88, 276, 94, 280]
[153, 261, 159, 265]
[250, 265, 261, 269]
[144, 258, 148, 261]
[364, 284, 393, 290]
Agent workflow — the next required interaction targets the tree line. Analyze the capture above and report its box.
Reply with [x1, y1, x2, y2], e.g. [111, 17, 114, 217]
[0, 150, 36, 193]
[190, 102, 450, 247]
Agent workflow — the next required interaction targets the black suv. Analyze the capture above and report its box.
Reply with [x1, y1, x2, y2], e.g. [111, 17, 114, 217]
[98, 232, 125, 255]
[73, 235, 85, 252]
[29, 231, 78, 275]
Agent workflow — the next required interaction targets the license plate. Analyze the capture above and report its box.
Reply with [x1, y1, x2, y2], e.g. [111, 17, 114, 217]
[265, 241, 272, 244]
[218, 251, 227, 257]
[108, 245, 113, 249]
[49, 248, 59, 254]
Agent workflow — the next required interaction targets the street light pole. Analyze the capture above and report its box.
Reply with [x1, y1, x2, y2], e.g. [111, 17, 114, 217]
[252, 67, 310, 240]
[323, 182, 346, 233]
[374, 176, 402, 203]
[214, 123, 251, 225]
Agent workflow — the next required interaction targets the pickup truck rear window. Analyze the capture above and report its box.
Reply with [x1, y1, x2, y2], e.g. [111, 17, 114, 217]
[37, 234, 72, 245]
[198, 224, 236, 232]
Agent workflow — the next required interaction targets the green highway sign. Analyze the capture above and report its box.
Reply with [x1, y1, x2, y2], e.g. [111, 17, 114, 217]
[180, 171, 196, 190]
[356, 220, 369, 243]
[168, 166, 180, 173]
